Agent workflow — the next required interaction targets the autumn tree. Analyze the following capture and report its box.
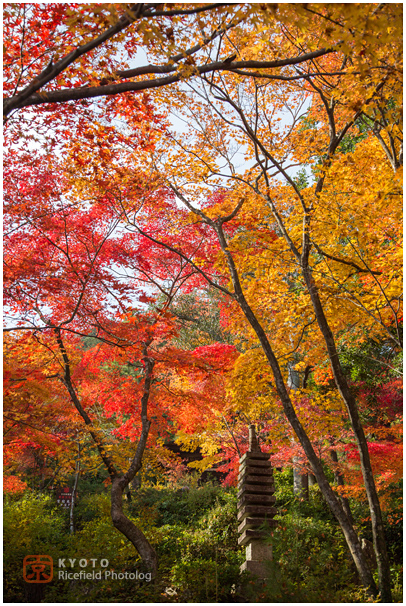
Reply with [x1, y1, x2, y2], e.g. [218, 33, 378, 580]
[4, 134, 184, 573]
[4, 2, 402, 599]
[108, 4, 400, 599]
[4, 3, 337, 122]
[4, 134, 241, 574]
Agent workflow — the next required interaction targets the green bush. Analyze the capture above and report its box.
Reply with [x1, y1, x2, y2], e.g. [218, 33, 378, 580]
[4, 493, 68, 602]
[149, 490, 242, 602]
[259, 512, 356, 602]
[4, 479, 403, 603]
[126, 481, 232, 527]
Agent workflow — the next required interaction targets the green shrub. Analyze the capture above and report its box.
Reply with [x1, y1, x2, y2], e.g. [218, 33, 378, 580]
[4, 493, 68, 602]
[4, 480, 402, 603]
[127, 482, 233, 527]
[259, 512, 356, 602]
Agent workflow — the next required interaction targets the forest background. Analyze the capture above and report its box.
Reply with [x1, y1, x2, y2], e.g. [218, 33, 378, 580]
[3, 3, 403, 603]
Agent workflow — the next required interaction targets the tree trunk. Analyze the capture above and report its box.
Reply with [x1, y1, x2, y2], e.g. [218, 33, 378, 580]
[110, 350, 158, 576]
[291, 367, 309, 501]
[143, 192, 380, 597]
[302, 267, 392, 601]
[237, 295, 377, 595]
[329, 448, 353, 524]
[293, 465, 309, 500]
[69, 446, 81, 535]
[111, 477, 157, 575]
[212, 227, 378, 597]
[56, 331, 158, 574]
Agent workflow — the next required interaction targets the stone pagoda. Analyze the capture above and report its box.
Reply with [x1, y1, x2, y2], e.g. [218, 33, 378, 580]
[238, 425, 277, 578]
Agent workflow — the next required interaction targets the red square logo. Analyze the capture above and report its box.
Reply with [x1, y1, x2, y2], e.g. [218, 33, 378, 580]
[23, 555, 53, 583]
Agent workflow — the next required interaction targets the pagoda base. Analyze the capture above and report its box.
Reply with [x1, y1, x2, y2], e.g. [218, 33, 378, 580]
[240, 540, 272, 579]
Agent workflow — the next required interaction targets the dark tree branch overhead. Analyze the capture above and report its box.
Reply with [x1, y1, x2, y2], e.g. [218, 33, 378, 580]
[141, 3, 235, 17]
[116, 48, 335, 80]
[4, 34, 335, 116]
[4, 2, 232, 117]
[313, 242, 383, 275]
[115, 16, 243, 78]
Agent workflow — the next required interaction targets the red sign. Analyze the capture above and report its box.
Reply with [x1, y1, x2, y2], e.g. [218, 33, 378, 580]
[55, 488, 78, 507]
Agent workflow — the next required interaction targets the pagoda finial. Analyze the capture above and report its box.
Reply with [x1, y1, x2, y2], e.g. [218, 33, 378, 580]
[249, 424, 260, 452]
